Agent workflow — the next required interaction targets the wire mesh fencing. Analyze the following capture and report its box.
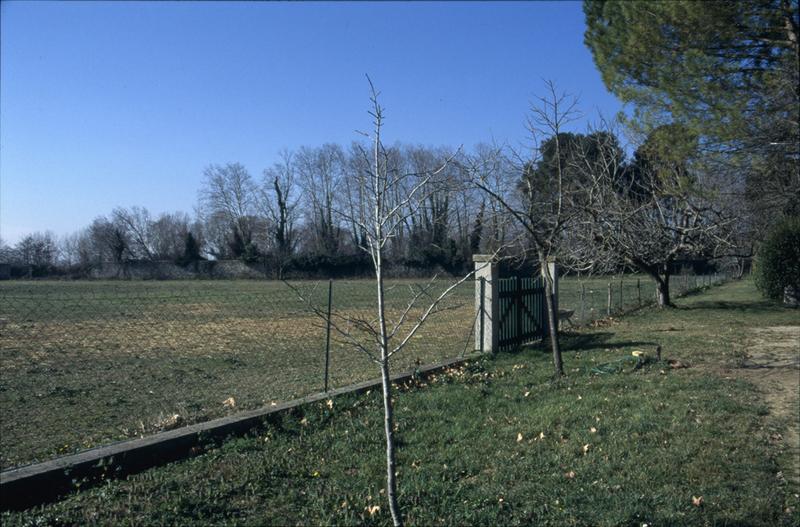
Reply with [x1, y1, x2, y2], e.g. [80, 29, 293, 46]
[0, 271, 731, 469]
[0, 278, 475, 469]
[558, 271, 732, 328]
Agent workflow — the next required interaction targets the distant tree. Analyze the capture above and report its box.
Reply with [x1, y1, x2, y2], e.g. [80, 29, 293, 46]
[14, 232, 58, 267]
[151, 212, 193, 261]
[112, 206, 155, 260]
[228, 227, 247, 259]
[261, 150, 300, 276]
[469, 201, 485, 253]
[89, 217, 130, 269]
[296, 144, 346, 256]
[177, 231, 203, 267]
[198, 163, 259, 247]
[467, 144, 516, 253]
[0, 237, 14, 263]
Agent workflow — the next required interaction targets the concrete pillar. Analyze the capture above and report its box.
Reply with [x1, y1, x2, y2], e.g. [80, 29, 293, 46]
[473, 254, 498, 353]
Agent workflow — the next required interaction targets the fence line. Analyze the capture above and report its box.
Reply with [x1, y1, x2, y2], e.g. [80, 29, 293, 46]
[0, 271, 731, 470]
[0, 278, 475, 470]
[559, 271, 732, 328]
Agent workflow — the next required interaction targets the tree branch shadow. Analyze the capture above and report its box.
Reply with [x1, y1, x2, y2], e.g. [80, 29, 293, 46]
[520, 331, 657, 354]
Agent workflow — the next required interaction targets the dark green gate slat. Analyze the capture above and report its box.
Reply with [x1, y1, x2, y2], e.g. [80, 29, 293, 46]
[497, 274, 549, 351]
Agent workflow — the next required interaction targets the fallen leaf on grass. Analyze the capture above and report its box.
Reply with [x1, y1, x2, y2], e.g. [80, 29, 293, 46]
[517, 433, 523, 443]
[582, 443, 591, 455]
[223, 397, 236, 409]
[590, 427, 597, 434]
[365, 505, 380, 516]
[692, 496, 704, 507]
[564, 471, 576, 479]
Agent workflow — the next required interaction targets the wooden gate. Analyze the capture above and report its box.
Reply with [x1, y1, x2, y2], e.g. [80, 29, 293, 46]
[497, 276, 548, 351]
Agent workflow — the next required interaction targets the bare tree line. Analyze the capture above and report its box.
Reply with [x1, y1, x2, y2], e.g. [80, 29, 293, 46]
[1, 143, 506, 276]
[2, 86, 741, 309]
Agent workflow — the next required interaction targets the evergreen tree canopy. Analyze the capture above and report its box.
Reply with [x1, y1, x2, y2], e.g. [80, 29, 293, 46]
[583, 0, 799, 153]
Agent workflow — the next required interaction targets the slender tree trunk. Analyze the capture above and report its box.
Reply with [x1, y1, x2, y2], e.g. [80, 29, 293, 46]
[375, 260, 403, 526]
[540, 256, 563, 376]
[379, 357, 401, 526]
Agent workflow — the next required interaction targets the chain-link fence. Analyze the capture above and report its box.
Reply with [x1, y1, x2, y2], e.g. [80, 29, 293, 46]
[0, 271, 731, 469]
[558, 271, 731, 327]
[0, 279, 475, 469]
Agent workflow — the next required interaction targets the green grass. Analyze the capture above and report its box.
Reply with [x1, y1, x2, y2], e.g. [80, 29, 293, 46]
[3, 279, 797, 526]
[0, 279, 476, 468]
[0, 274, 726, 468]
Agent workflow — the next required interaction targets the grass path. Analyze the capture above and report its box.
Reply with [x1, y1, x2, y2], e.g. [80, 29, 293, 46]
[3, 279, 799, 525]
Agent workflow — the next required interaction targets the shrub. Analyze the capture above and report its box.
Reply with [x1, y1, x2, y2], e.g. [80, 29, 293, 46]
[754, 216, 800, 303]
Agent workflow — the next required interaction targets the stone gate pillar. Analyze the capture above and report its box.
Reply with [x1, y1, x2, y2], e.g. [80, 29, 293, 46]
[474, 255, 498, 353]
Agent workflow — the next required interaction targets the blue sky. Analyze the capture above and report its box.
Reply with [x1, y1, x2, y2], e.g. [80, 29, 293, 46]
[0, 0, 623, 244]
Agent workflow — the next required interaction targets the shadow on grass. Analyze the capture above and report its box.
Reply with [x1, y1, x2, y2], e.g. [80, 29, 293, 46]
[678, 299, 787, 314]
[517, 332, 657, 355]
[560, 331, 657, 352]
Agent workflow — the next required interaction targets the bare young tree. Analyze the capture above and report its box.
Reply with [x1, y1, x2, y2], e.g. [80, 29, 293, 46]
[466, 82, 583, 377]
[287, 80, 487, 527]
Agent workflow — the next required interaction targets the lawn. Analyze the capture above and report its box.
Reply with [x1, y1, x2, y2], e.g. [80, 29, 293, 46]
[3, 279, 797, 525]
[0, 279, 476, 468]
[0, 273, 724, 468]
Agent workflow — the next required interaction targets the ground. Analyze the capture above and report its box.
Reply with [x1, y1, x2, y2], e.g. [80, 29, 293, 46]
[0, 273, 688, 467]
[736, 326, 799, 486]
[2, 279, 798, 526]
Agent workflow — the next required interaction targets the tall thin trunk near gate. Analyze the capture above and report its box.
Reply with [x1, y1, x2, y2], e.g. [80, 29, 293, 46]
[541, 257, 563, 377]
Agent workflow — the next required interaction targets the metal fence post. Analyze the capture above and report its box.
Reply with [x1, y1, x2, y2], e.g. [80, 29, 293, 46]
[607, 282, 612, 316]
[516, 276, 523, 346]
[324, 279, 333, 392]
[619, 277, 624, 311]
[580, 282, 586, 324]
[637, 278, 641, 307]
